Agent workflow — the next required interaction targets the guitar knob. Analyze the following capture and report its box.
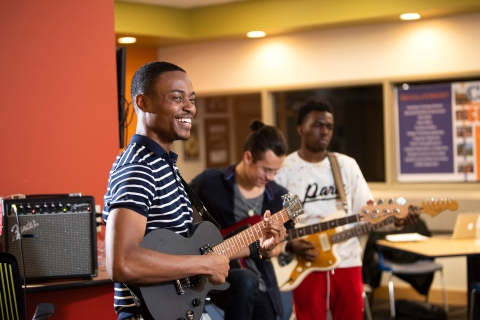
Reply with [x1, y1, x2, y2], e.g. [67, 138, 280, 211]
[192, 298, 203, 307]
[296, 267, 303, 272]
[186, 310, 194, 320]
[305, 262, 311, 267]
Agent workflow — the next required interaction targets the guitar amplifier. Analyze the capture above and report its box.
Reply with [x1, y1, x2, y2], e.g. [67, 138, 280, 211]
[1, 194, 97, 281]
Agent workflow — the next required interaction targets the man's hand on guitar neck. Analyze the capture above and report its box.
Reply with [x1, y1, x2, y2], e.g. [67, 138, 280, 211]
[286, 238, 319, 261]
[259, 210, 287, 257]
[394, 204, 420, 228]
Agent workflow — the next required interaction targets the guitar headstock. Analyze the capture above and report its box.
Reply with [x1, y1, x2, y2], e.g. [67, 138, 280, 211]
[282, 193, 304, 221]
[420, 198, 458, 217]
[359, 198, 408, 224]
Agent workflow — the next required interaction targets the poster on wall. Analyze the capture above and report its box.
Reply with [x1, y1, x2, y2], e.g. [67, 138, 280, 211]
[204, 118, 230, 168]
[395, 80, 480, 182]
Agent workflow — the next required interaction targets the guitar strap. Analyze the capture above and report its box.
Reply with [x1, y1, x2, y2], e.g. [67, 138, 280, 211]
[327, 152, 349, 215]
[178, 174, 221, 230]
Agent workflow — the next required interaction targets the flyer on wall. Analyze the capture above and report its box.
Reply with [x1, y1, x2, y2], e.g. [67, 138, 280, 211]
[395, 80, 480, 182]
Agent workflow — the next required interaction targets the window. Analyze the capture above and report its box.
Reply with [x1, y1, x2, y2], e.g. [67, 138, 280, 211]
[273, 85, 385, 182]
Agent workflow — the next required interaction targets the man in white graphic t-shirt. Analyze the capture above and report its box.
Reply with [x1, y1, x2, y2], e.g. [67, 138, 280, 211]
[275, 99, 419, 320]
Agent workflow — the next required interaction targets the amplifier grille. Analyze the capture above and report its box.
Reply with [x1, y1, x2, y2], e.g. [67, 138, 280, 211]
[6, 212, 94, 279]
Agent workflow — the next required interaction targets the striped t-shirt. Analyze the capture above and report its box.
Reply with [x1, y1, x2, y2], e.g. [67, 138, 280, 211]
[103, 134, 193, 317]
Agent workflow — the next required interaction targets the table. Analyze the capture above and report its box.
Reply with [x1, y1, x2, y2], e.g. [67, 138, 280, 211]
[24, 269, 112, 293]
[23, 269, 116, 319]
[377, 237, 480, 319]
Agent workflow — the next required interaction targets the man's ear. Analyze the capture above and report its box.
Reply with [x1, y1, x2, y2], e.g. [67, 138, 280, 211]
[243, 151, 254, 165]
[135, 94, 148, 112]
[297, 125, 303, 136]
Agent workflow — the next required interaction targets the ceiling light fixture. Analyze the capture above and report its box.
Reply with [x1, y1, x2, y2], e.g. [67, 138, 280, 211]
[118, 37, 137, 44]
[400, 13, 421, 20]
[247, 31, 266, 38]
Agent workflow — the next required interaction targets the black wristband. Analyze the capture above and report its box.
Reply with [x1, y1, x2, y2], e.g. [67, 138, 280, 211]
[285, 241, 293, 254]
[249, 240, 262, 260]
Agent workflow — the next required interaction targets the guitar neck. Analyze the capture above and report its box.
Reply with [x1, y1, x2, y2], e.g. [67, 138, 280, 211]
[212, 209, 290, 258]
[285, 214, 362, 241]
[330, 215, 395, 244]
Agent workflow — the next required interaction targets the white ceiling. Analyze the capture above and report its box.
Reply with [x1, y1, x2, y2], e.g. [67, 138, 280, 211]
[116, 0, 246, 9]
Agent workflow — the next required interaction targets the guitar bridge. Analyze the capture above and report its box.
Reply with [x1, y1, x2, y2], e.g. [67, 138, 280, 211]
[174, 276, 201, 295]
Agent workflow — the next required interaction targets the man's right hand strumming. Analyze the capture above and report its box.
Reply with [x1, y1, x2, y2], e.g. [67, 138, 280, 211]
[204, 253, 230, 285]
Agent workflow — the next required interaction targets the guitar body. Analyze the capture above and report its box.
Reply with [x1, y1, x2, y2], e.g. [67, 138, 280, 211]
[273, 229, 342, 292]
[127, 222, 230, 320]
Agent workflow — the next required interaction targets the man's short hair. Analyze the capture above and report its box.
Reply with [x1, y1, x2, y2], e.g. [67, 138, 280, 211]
[130, 61, 186, 104]
[296, 100, 334, 126]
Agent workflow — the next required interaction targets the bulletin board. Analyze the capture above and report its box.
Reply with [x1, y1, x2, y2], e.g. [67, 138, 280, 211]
[395, 80, 480, 182]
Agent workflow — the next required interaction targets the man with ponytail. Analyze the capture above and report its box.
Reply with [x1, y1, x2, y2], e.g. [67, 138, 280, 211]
[190, 120, 290, 320]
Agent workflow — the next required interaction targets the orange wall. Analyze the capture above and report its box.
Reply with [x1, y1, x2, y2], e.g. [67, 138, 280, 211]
[0, 0, 119, 204]
[0, 1, 119, 318]
[121, 45, 159, 146]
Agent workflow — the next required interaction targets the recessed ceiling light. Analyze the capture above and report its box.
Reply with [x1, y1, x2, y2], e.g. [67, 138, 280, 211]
[247, 31, 266, 38]
[118, 37, 137, 44]
[400, 13, 421, 20]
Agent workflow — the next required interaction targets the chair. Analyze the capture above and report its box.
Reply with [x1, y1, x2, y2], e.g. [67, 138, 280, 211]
[377, 250, 448, 318]
[0, 252, 55, 320]
[469, 282, 480, 320]
[363, 283, 373, 320]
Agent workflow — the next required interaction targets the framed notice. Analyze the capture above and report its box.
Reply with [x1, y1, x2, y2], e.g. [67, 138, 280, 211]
[204, 118, 230, 168]
[395, 80, 480, 182]
[183, 126, 199, 161]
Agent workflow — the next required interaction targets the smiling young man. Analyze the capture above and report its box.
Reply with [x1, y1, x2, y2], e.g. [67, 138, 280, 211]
[190, 121, 289, 320]
[274, 99, 419, 320]
[102, 62, 285, 320]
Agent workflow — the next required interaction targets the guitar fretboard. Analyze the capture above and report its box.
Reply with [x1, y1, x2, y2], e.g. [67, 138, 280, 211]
[212, 209, 290, 258]
[286, 214, 362, 241]
[330, 215, 395, 244]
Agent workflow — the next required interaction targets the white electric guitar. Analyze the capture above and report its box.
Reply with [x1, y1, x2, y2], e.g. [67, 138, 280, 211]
[272, 197, 458, 292]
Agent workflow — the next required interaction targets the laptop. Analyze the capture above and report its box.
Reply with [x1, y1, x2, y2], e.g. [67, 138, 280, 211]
[450, 213, 479, 239]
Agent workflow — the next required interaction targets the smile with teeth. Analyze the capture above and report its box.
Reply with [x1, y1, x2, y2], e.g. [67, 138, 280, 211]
[176, 118, 191, 123]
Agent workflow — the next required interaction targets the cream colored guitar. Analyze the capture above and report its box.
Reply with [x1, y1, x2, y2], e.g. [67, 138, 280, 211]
[273, 198, 458, 292]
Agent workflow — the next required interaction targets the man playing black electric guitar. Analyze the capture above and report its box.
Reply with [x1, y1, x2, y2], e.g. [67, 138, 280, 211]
[102, 62, 286, 320]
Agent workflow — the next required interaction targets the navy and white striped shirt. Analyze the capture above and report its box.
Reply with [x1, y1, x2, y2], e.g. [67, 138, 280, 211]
[103, 134, 193, 317]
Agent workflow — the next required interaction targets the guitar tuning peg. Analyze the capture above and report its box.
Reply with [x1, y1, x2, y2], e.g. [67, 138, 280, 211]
[377, 199, 384, 205]
[367, 200, 374, 206]
[388, 198, 395, 204]
[396, 197, 406, 205]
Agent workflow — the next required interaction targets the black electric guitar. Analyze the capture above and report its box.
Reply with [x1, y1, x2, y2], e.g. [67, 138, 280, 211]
[126, 193, 304, 320]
